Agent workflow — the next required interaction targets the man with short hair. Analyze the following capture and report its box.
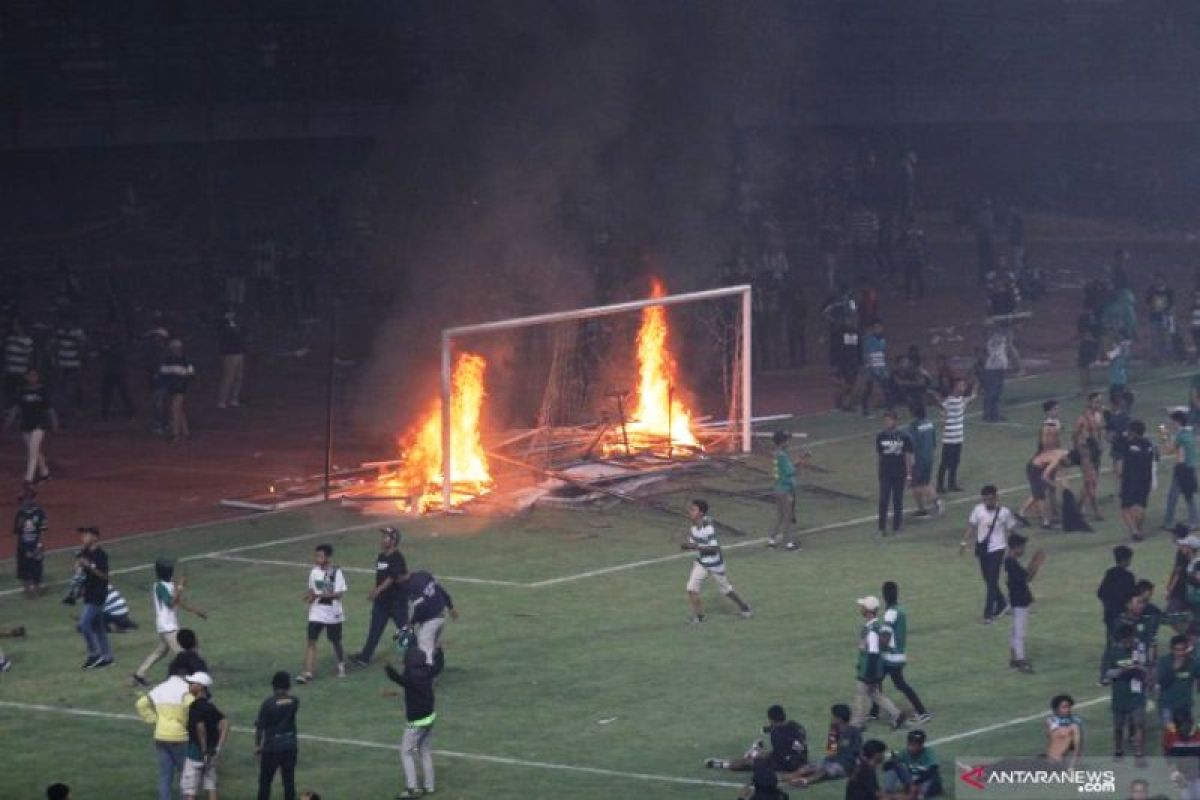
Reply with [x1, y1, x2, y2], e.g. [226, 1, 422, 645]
[981, 327, 1012, 422]
[350, 527, 409, 668]
[850, 596, 906, 730]
[935, 379, 971, 494]
[875, 411, 913, 537]
[682, 499, 752, 623]
[907, 406, 941, 517]
[402, 569, 459, 668]
[13, 486, 46, 598]
[705, 704, 808, 773]
[860, 321, 890, 416]
[784, 704, 861, 788]
[159, 338, 195, 442]
[1120, 420, 1156, 541]
[844, 739, 891, 800]
[175, 629, 208, 676]
[1005, 533, 1044, 673]
[961, 485, 1014, 624]
[1039, 400, 1062, 452]
[255, 671, 300, 800]
[181, 671, 229, 800]
[1073, 392, 1106, 521]
[768, 431, 800, 550]
[1156, 635, 1199, 727]
[890, 730, 942, 799]
[1104, 623, 1148, 761]
[872, 582, 931, 724]
[46, 784, 70, 800]
[136, 656, 194, 800]
[1162, 410, 1199, 531]
[1097, 546, 1137, 683]
[76, 526, 113, 668]
[298, 544, 346, 683]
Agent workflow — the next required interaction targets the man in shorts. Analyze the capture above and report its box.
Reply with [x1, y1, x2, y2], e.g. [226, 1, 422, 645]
[1072, 392, 1106, 521]
[683, 499, 752, 623]
[1024, 448, 1076, 529]
[297, 544, 347, 683]
[1120, 421, 1156, 541]
[784, 704, 861, 788]
[907, 405, 942, 517]
[181, 671, 228, 800]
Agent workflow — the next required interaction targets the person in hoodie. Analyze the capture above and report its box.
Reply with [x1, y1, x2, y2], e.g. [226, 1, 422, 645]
[384, 646, 443, 799]
[136, 653, 195, 800]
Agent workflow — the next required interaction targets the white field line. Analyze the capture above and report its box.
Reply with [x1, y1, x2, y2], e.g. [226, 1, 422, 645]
[0, 700, 742, 790]
[207, 553, 529, 588]
[927, 695, 1108, 747]
[0, 518, 405, 600]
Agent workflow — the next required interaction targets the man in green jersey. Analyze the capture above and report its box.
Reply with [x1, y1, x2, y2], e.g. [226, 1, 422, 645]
[768, 431, 801, 551]
[1163, 410, 1199, 530]
[885, 729, 942, 799]
[850, 596, 907, 730]
[1103, 623, 1148, 761]
[1156, 634, 1199, 727]
[870, 582, 932, 723]
[907, 406, 943, 518]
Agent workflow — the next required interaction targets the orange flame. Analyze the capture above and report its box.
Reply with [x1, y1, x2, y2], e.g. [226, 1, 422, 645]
[616, 279, 699, 452]
[387, 352, 492, 512]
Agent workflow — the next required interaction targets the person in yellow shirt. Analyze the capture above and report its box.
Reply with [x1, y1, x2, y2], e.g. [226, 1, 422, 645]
[136, 654, 195, 800]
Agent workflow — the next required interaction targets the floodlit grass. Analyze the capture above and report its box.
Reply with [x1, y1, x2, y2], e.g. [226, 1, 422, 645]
[0, 365, 1195, 799]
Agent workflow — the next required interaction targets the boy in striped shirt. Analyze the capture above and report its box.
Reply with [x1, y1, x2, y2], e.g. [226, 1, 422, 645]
[935, 379, 972, 494]
[682, 499, 752, 623]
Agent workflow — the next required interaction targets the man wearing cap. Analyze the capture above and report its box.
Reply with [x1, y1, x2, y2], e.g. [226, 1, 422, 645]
[76, 526, 114, 668]
[767, 431, 800, 550]
[961, 485, 1015, 624]
[350, 527, 410, 668]
[875, 411, 913, 537]
[136, 656, 194, 800]
[850, 596, 906, 730]
[13, 486, 46, 598]
[181, 671, 229, 800]
[133, 557, 207, 687]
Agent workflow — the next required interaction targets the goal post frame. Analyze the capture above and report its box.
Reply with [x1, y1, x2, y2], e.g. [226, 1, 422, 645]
[439, 284, 753, 510]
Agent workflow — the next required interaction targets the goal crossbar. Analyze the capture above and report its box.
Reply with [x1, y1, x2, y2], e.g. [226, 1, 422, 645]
[439, 284, 753, 510]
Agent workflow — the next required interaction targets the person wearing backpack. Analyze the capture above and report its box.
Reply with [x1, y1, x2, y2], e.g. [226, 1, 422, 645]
[297, 544, 347, 684]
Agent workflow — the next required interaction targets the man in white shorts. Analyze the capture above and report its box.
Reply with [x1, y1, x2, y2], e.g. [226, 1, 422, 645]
[298, 543, 347, 683]
[181, 671, 228, 800]
[682, 499, 752, 623]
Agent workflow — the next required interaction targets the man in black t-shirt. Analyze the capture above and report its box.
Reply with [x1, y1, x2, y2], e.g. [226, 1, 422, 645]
[256, 671, 300, 800]
[1118, 421, 1155, 542]
[705, 704, 808, 774]
[844, 739, 888, 800]
[350, 527, 409, 668]
[76, 526, 113, 668]
[13, 486, 46, 598]
[182, 671, 229, 800]
[875, 411, 913, 537]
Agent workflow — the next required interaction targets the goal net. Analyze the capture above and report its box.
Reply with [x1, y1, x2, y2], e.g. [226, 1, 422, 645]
[435, 282, 752, 509]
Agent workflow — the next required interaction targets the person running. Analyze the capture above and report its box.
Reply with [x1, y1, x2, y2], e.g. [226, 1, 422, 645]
[13, 486, 46, 598]
[768, 431, 801, 550]
[907, 406, 942, 518]
[133, 558, 207, 687]
[875, 411, 913, 538]
[135, 655, 194, 800]
[682, 499, 753, 623]
[75, 526, 113, 669]
[705, 704, 808, 774]
[962, 485, 1015, 624]
[255, 671, 300, 800]
[1156, 635, 1199, 728]
[935, 379, 971, 494]
[1104, 623, 1148, 762]
[1162, 410, 1199, 532]
[1005, 533, 1045, 673]
[869, 581, 932, 724]
[384, 646, 443, 799]
[1045, 694, 1083, 766]
[1120, 421, 1156, 541]
[1072, 393, 1106, 521]
[850, 596, 906, 729]
[401, 569, 459, 668]
[350, 527, 410, 669]
[784, 704, 860, 788]
[181, 671, 229, 800]
[10, 369, 52, 484]
[298, 544, 347, 684]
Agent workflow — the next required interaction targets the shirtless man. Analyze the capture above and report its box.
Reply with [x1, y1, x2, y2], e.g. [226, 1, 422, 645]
[1045, 694, 1082, 767]
[1019, 401, 1063, 523]
[1025, 448, 1079, 528]
[1073, 393, 1105, 521]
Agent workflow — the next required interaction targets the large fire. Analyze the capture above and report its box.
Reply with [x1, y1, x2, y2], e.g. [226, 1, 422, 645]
[609, 280, 700, 453]
[384, 352, 493, 512]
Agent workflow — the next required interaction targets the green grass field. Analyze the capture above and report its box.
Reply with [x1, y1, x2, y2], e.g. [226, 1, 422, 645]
[1, 365, 1196, 799]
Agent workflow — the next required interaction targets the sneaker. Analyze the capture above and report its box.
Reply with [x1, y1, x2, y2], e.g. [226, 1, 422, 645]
[81, 655, 100, 669]
[704, 758, 727, 769]
[336, 664, 347, 679]
[934, 498, 945, 516]
[296, 672, 314, 684]
[784, 541, 800, 551]
[739, 609, 754, 620]
[891, 711, 910, 731]
[996, 604, 1011, 618]
[913, 712, 934, 724]
[130, 673, 149, 687]
[981, 616, 994, 625]
[396, 790, 423, 799]
[1016, 661, 1035, 674]
[88, 657, 114, 670]
[766, 537, 778, 549]
[688, 615, 705, 625]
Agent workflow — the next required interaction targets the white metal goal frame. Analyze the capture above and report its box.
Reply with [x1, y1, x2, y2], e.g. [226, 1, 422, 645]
[439, 283, 753, 510]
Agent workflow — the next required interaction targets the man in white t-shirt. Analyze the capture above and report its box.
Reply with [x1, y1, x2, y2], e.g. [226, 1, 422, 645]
[132, 558, 207, 687]
[960, 485, 1016, 624]
[298, 543, 347, 683]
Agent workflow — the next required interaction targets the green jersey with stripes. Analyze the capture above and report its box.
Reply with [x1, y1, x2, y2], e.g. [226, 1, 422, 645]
[881, 604, 908, 664]
[856, 618, 884, 681]
[689, 516, 725, 571]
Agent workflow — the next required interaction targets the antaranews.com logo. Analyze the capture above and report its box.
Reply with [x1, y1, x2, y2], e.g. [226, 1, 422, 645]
[953, 757, 1177, 799]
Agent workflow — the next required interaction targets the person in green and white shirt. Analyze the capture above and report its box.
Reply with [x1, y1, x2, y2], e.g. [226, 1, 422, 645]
[767, 431, 802, 551]
[885, 729, 942, 799]
[132, 558, 207, 687]
[298, 543, 348, 683]
[850, 595, 907, 730]
[682, 499, 752, 624]
[870, 581, 932, 724]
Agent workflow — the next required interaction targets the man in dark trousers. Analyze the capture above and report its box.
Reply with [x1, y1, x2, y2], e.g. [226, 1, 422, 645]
[350, 527, 409, 668]
[76, 526, 113, 668]
[961, 485, 1016, 624]
[255, 670, 299, 800]
[875, 411, 913, 537]
[871, 581, 932, 723]
[98, 324, 135, 420]
[1097, 545, 1136, 684]
[14, 486, 46, 598]
[385, 646, 444, 798]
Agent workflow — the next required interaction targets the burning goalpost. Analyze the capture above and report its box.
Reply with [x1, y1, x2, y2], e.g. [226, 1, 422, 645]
[435, 282, 753, 511]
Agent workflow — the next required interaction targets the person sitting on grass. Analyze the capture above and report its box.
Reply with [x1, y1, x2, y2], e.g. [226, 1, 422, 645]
[885, 729, 942, 799]
[1045, 694, 1083, 767]
[784, 704, 860, 788]
[1162, 709, 1200, 796]
[845, 739, 901, 800]
[45, 784, 71, 800]
[737, 761, 790, 800]
[705, 704, 807, 774]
